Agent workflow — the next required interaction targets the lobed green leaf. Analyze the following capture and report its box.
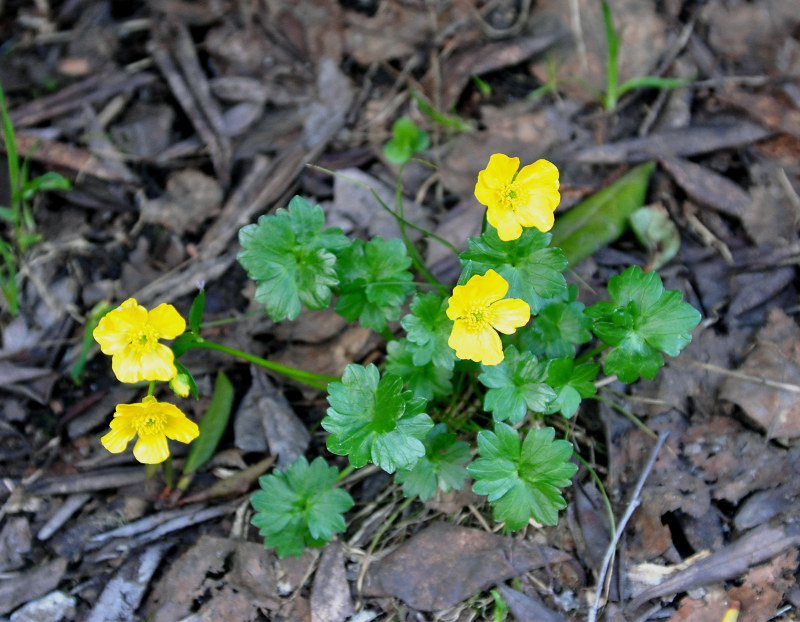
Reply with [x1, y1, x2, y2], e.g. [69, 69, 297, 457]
[478, 345, 556, 424]
[251, 456, 354, 557]
[394, 423, 470, 501]
[334, 237, 414, 331]
[237, 196, 349, 322]
[322, 364, 434, 473]
[469, 423, 577, 529]
[587, 265, 701, 382]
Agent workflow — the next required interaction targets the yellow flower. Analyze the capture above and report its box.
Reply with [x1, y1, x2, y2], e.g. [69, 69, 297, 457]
[446, 269, 530, 366]
[101, 396, 200, 464]
[474, 153, 560, 241]
[93, 298, 186, 384]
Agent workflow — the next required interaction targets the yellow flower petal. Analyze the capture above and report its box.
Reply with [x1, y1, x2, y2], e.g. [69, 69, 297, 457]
[94, 298, 186, 384]
[138, 343, 178, 382]
[162, 404, 200, 443]
[487, 204, 524, 241]
[516, 159, 559, 188]
[101, 426, 134, 453]
[133, 434, 170, 464]
[475, 327, 505, 365]
[480, 153, 519, 188]
[148, 303, 186, 339]
[99, 396, 198, 464]
[474, 154, 561, 239]
[93, 299, 147, 355]
[515, 200, 555, 232]
[448, 319, 503, 364]
[112, 346, 145, 384]
[490, 298, 531, 334]
[474, 181, 499, 207]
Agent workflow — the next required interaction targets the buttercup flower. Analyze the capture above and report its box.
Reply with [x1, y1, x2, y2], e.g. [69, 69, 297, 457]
[474, 153, 560, 241]
[101, 396, 200, 464]
[93, 298, 186, 384]
[446, 269, 530, 365]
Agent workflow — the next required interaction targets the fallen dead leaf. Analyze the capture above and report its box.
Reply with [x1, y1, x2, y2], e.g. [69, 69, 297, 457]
[728, 550, 797, 622]
[575, 122, 773, 164]
[720, 308, 800, 439]
[532, 0, 667, 96]
[660, 157, 750, 219]
[328, 168, 432, 241]
[310, 540, 353, 622]
[0, 557, 68, 616]
[361, 521, 571, 611]
[496, 585, 569, 622]
[233, 367, 309, 465]
[140, 169, 223, 235]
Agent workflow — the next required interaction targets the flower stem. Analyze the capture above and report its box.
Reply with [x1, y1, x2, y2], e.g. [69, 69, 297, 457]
[575, 343, 608, 366]
[188, 338, 338, 390]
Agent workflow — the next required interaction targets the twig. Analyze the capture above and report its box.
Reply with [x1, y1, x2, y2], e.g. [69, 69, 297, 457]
[587, 430, 669, 622]
[688, 360, 800, 394]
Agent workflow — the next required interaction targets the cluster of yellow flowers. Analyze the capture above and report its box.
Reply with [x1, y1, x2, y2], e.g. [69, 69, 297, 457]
[93, 299, 199, 464]
[447, 153, 560, 366]
[92, 153, 557, 460]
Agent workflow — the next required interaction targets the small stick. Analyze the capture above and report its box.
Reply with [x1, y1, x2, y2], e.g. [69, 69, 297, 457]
[587, 430, 669, 622]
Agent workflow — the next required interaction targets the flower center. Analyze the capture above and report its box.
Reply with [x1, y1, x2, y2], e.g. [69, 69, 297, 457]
[463, 304, 494, 333]
[500, 182, 528, 213]
[131, 325, 159, 352]
[136, 412, 164, 437]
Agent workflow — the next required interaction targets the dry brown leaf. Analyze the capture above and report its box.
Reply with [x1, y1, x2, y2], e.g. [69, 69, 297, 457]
[532, 0, 666, 96]
[660, 157, 750, 219]
[439, 105, 560, 199]
[0, 557, 67, 616]
[361, 522, 571, 611]
[233, 368, 309, 465]
[310, 541, 353, 622]
[575, 122, 773, 164]
[728, 550, 797, 622]
[140, 169, 223, 235]
[683, 415, 800, 502]
[328, 167, 432, 241]
[720, 308, 800, 439]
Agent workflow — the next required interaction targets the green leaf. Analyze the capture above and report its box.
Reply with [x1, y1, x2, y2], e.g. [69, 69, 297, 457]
[237, 196, 350, 322]
[469, 423, 577, 529]
[182, 371, 234, 477]
[20, 171, 71, 200]
[394, 423, 471, 501]
[383, 116, 430, 165]
[587, 265, 701, 382]
[550, 162, 655, 265]
[251, 456, 354, 557]
[401, 292, 457, 369]
[521, 288, 593, 358]
[322, 363, 434, 473]
[478, 345, 556, 424]
[334, 237, 414, 331]
[629, 204, 681, 271]
[544, 358, 599, 418]
[188, 287, 205, 334]
[385, 339, 453, 401]
[459, 227, 568, 313]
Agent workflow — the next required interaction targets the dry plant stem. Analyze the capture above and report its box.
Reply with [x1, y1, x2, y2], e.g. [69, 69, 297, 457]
[587, 430, 669, 622]
[688, 360, 800, 394]
[356, 495, 415, 593]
